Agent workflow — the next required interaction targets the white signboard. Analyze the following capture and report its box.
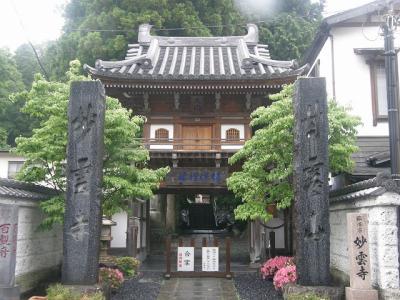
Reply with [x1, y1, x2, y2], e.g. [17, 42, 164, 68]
[177, 247, 194, 271]
[202, 247, 219, 271]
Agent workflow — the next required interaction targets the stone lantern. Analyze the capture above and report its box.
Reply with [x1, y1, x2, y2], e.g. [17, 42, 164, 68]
[100, 216, 116, 262]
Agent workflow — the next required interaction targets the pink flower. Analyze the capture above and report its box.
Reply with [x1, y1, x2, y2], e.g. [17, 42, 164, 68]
[260, 256, 293, 279]
[273, 265, 297, 290]
[99, 267, 124, 290]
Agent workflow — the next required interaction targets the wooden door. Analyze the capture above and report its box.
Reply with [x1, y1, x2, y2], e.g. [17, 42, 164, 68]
[182, 125, 212, 150]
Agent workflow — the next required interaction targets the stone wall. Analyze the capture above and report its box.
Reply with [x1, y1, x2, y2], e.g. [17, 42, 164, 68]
[329, 184, 400, 299]
[0, 180, 62, 293]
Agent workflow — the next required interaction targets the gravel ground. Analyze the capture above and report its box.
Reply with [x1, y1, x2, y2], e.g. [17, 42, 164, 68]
[234, 273, 283, 300]
[111, 272, 163, 300]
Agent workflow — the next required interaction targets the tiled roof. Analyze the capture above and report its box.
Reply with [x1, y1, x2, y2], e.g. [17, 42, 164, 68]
[85, 24, 306, 81]
[351, 136, 390, 176]
[0, 179, 58, 201]
[330, 172, 400, 202]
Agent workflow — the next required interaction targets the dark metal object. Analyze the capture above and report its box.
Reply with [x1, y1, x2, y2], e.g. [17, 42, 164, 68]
[269, 231, 276, 258]
[62, 81, 106, 284]
[382, 12, 400, 175]
[293, 78, 330, 286]
[260, 220, 285, 230]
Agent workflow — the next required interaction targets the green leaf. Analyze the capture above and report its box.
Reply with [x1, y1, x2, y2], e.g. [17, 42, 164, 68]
[227, 84, 361, 221]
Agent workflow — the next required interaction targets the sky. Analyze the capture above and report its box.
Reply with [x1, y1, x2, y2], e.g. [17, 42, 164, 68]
[0, 0, 67, 51]
[0, 0, 379, 51]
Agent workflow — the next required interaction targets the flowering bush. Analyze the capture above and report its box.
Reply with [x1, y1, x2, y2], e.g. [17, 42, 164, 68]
[273, 265, 297, 290]
[260, 256, 293, 279]
[113, 256, 140, 278]
[99, 267, 124, 290]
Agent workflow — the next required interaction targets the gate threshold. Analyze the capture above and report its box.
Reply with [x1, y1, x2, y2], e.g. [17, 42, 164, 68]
[182, 229, 228, 234]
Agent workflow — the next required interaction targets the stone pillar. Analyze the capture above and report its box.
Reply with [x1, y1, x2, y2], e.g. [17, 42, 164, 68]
[293, 78, 330, 286]
[166, 194, 176, 232]
[345, 213, 378, 300]
[126, 200, 136, 257]
[149, 195, 167, 248]
[249, 220, 262, 264]
[0, 204, 19, 300]
[62, 81, 105, 285]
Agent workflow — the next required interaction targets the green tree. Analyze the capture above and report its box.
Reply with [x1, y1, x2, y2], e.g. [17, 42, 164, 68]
[227, 84, 361, 221]
[44, 0, 322, 80]
[0, 48, 36, 147]
[44, 0, 244, 80]
[258, 13, 320, 61]
[237, 0, 323, 60]
[0, 48, 24, 97]
[14, 44, 41, 89]
[0, 128, 9, 149]
[15, 60, 169, 228]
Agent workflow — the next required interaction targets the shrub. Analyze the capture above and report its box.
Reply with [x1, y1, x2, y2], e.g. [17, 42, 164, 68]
[287, 293, 328, 300]
[260, 256, 293, 279]
[47, 284, 79, 300]
[273, 265, 297, 290]
[80, 293, 105, 300]
[113, 256, 140, 278]
[99, 267, 124, 290]
[46, 284, 104, 300]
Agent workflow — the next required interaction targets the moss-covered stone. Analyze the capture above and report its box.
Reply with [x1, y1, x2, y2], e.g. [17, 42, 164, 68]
[17, 265, 60, 294]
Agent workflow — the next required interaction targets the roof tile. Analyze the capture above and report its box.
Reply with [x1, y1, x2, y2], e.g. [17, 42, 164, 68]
[85, 24, 305, 81]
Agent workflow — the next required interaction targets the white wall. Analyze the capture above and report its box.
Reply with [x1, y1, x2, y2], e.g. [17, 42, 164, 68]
[312, 25, 400, 136]
[111, 211, 127, 248]
[0, 152, 25, 179]
[0, 197, 62, 293]
[220, 124, 245, 150]
[330, 192, 400, 298]
[149, 124, 174, 150]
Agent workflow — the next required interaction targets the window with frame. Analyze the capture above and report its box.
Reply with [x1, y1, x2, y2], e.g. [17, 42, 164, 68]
[370, 60, 389, 125]
[8, 161, 24, 179]
[155, 128, 169, 141]
[225, 128, 240, 141]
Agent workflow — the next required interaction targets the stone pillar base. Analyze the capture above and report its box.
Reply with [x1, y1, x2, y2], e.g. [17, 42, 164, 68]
[282, 283, 343, 300]
[345, 287, 378, 300]
[0, 285, 20, 300]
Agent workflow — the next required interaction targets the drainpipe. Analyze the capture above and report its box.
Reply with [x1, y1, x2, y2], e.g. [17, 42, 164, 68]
[383, 8, 400, 175]
[329, 34, 336, 100]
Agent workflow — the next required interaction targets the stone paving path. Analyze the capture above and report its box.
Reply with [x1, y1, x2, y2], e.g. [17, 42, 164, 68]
[157, 278, 238, 300]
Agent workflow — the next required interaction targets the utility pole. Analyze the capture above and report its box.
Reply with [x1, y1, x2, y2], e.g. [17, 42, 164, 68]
[382, 1, 400, 174]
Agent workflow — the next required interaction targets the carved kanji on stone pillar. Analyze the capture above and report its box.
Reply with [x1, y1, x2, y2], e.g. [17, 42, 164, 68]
[293, 78, 330, 286]
[62, 81, 105, 285]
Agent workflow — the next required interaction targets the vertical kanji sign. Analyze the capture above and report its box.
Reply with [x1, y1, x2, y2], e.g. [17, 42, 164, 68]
[177, 247, 194, 271]
[0, 204, 19, 292]
[346, 213, 378, 299]
[62, 81, 105, 285]
[293, 78, 330, 285]
[202, 247, 219, 271]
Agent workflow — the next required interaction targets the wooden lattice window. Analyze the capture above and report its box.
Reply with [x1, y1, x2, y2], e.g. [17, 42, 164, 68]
[369, 60, 390, 126]
[226, 128, 240, 141]
[155, 128, 169, 141]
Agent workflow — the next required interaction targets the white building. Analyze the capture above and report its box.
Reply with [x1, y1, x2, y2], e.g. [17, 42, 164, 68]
[305, 2, 400, 298]
[0, 150, 25, 180]
[0, 150, 136, 253]
[304, 0, 400, 182]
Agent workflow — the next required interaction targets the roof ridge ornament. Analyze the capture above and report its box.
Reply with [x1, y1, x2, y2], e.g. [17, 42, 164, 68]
[138, 23, 153, 44]
[95, 55, 153, 70]
[247, 54, 298, 68]
[243, 23, 259, 44]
